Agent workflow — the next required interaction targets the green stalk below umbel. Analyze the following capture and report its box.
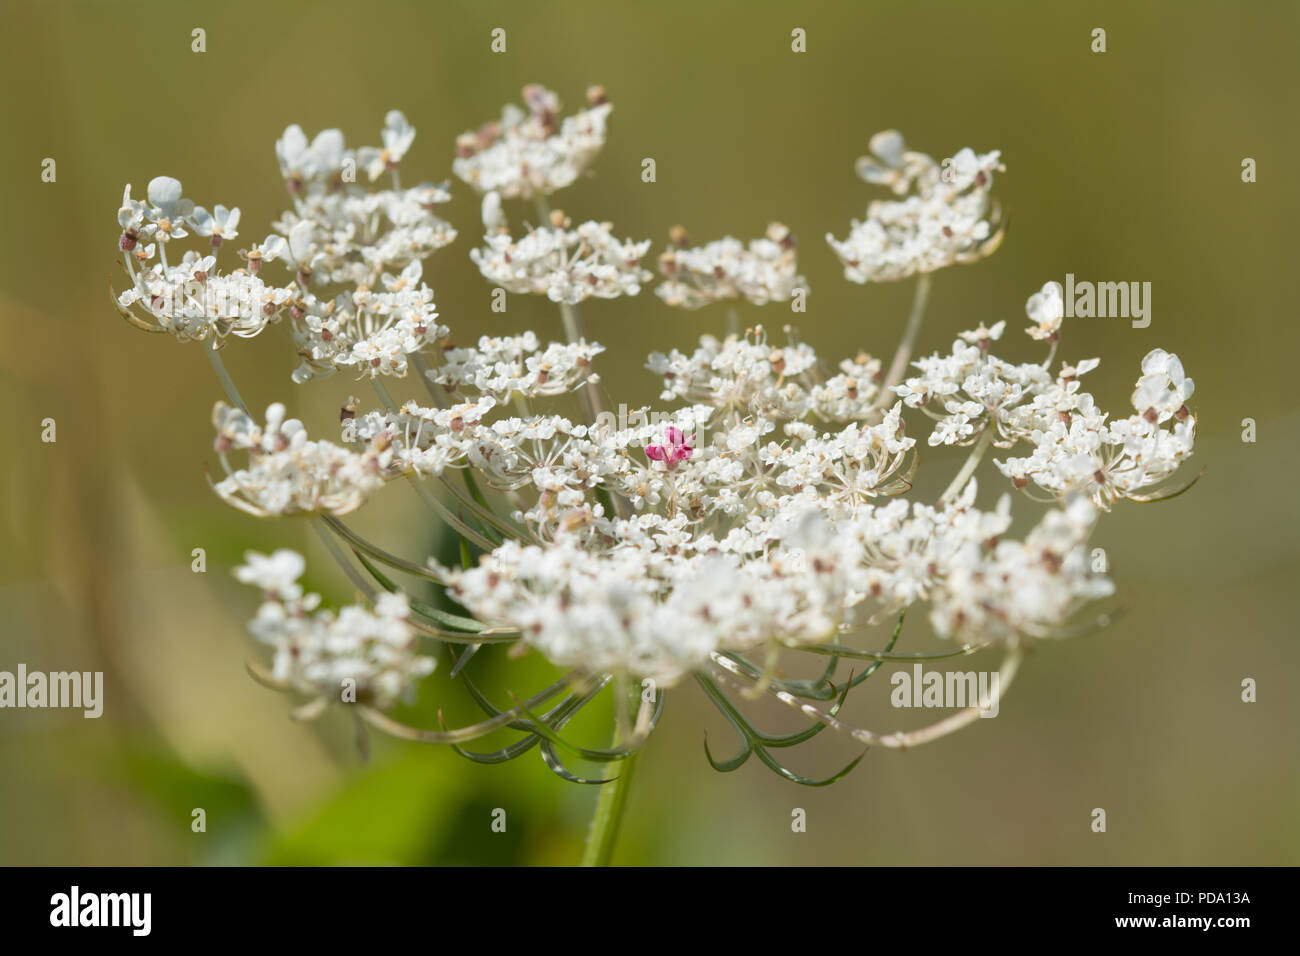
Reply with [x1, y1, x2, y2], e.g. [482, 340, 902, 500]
[581, 748, 641, 866]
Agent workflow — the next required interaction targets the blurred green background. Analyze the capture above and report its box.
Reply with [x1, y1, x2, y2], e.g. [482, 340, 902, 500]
[1, 0, 1297, 865]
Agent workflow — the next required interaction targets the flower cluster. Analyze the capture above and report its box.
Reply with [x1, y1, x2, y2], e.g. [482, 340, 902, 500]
[995, 348, 1197, 508]
[114, 178, 297, 343]
[454, 84, 613, 199]
[111, 89, 1201, 789]
[211, 402, 397, 516]
[447, 481, 1112, 683]
[827, 130, 1006, 283]
[471, 198, 653, 305]
[656, 223, 806, 309]
[269, 113, 457, 382]
[114, 113, 457, 384]
[235, 549, 434, 709]
[430, 332, 605, 400]
[653, 330, 886, 420]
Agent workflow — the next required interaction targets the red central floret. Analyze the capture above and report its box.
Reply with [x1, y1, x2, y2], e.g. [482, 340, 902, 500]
[645, 425, 694, 470]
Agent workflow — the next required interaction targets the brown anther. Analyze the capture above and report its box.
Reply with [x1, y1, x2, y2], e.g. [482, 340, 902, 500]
[476, 121, 502, 149]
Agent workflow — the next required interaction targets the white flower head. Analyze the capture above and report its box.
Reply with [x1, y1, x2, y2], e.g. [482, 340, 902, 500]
[828, 132, 1005, 283]
[234, 549, 306, 600]
[454, 85, 612, 200]
[238, 550, 433, 709]
[656, 223, 807, 309]
[470, 204, 651, 304]
[106, 93, 1208, 781]
[211, 402, 399, 516]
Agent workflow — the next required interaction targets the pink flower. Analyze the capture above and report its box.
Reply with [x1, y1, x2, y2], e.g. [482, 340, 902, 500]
[645, 425, 694, 470]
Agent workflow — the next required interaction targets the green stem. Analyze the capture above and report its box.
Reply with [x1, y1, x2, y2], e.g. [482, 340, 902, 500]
[582, 678, 643, 866]
[878, 273, 932, 407]
[939, 425, 994, 503]
[409, 351, 448, 408]
[581, 747, 641, 867]
[205, 340, 249, 413]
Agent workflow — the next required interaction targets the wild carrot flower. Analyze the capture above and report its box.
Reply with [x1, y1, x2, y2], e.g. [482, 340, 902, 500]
[453, 84, 612, 199]
[827, 130, 1006, 283]
[656, 223, 806, 309]
[109, 91, 1202, 862]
